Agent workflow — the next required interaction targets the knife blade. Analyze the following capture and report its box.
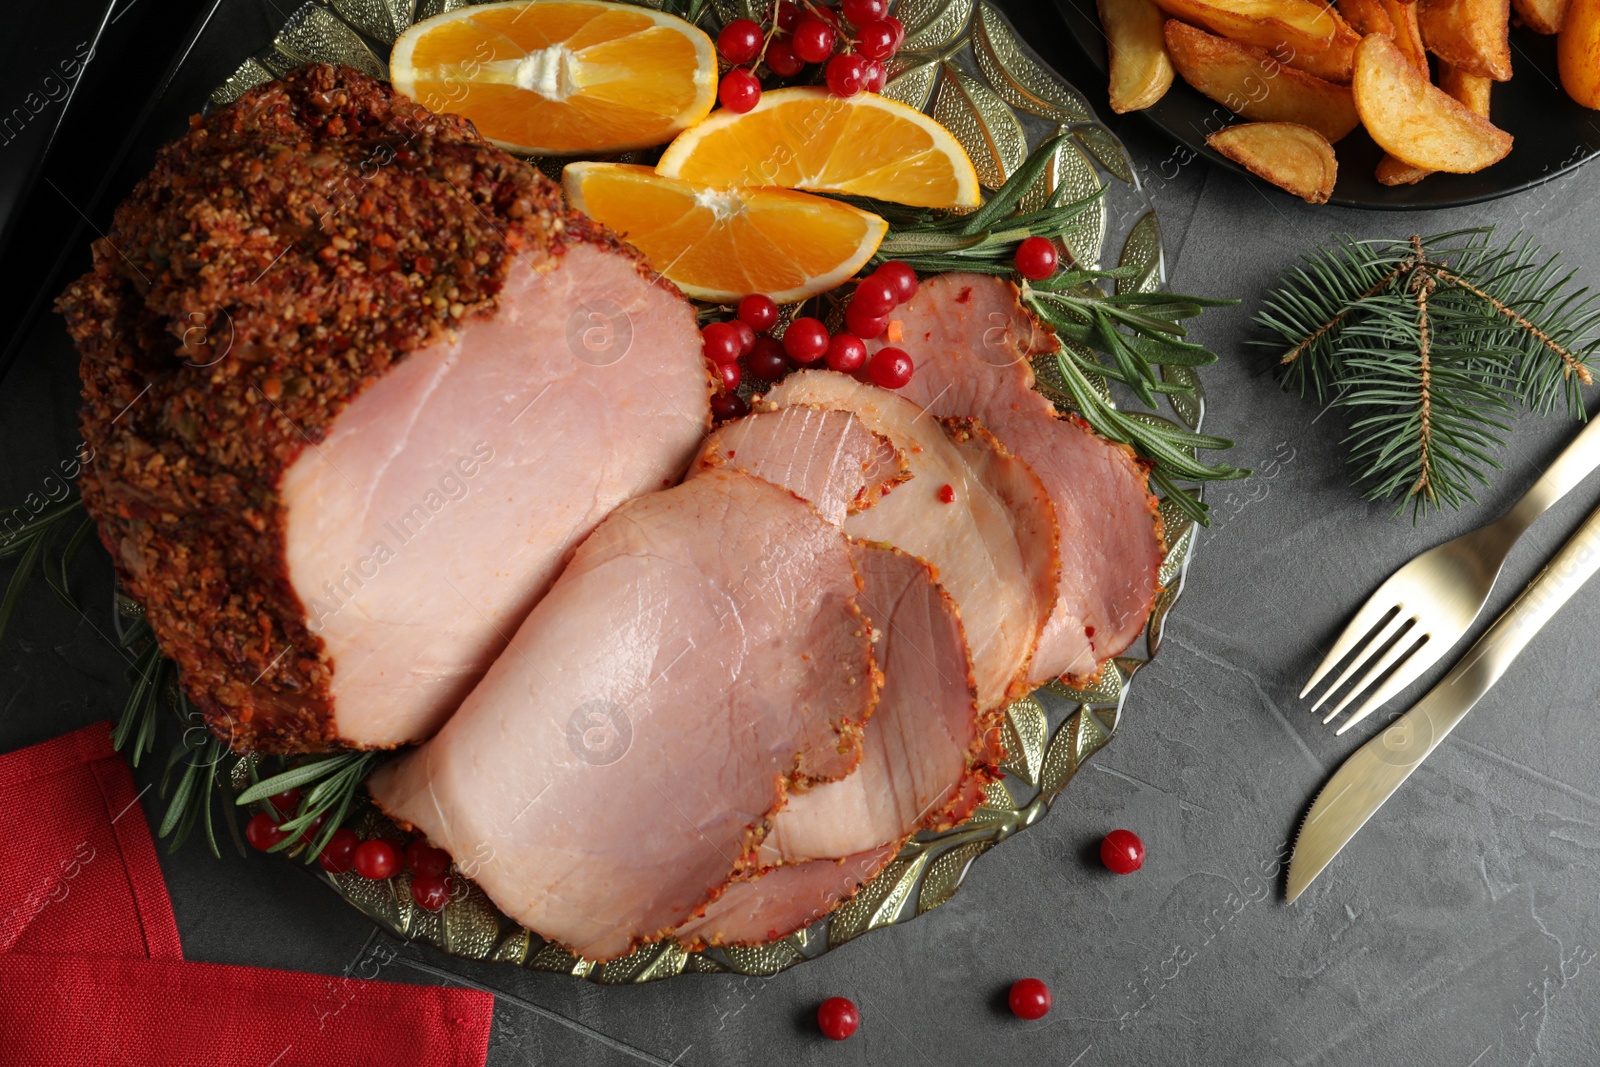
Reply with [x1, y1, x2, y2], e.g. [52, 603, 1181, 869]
[1287, 495, 1600, 902]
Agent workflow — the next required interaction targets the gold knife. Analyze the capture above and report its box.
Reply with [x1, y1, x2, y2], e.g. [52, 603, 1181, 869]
[1287, 498, 1600, 902]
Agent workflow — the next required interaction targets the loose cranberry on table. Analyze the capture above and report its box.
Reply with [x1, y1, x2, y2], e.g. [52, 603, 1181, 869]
[825, 332, 867, 373]
[317, 828, 362, 874]
[1008, 978, 1052, 1020]
[738, 293, 779, 332]
[816, 996, 860, 1040]
[1015, 235, 1059, 281]
[1100, 828, 1145, 874]
[717, 18, 764, 64]
[719, 68, 763, 114]
[411, 872, 452, 912]
[245, 812, 289, 852]
[711, 391, 749, 422]
[353, 838, 401, 880]
[748, 337, 791, 381]
[783, 317, 831, 364]
[868, 346, 914, 389]
[405, 839, 452, 878]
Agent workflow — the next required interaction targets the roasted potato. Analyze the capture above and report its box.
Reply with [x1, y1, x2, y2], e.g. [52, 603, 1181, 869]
[1354, 33, 1513, 170]
[1164, 21, 1362, 140]
[1099, 0, 1177, 111]
[1377, 60, 1493, 184]
[1207, 121, 1339, 201]
[1418, 0, 1514, 80]
[1380, 0, 1433, 71]
[1514, 0, 1570, 33]
[1148, 0, 1339, 55]
[1284, 10, 1364, 81]
[1560, 0, 1600, 104]
[1337, 0, 1397, 35]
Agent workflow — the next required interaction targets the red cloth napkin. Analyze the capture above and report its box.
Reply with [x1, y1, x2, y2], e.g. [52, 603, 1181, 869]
[0, 723, 494, 1067]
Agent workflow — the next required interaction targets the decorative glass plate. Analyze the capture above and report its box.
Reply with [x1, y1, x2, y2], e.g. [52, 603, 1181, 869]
[196, 0, 1206, 983]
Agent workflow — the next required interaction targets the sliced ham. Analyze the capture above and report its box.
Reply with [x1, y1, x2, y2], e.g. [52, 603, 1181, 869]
[692, 406, 907, 525]
[878, 273, 1165, 679]
[368, 468, 878, 961]
[761, 372, 1058, 710]
[672, 842, 901, 950]
[57, 65, 710, 752]
[760, 542, 981, 866]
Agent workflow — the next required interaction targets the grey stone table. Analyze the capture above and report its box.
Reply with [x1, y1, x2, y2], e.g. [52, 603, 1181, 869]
[6, 7, 1600, 1063]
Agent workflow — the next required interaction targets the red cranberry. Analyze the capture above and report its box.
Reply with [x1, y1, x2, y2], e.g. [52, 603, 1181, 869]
[855, 19, 898, 60]
[783, 317, 831, 364]
[883, 15, 906, 51]
[718, 18, 764, 64]
[817, 996, 860, 1040]
[718, 361, 742, 392]
[246, 812, 289, 852]
[737, 293, 779, 333]
[841, 0, 888, 24]
[719, 68, 763, 113]
[825, 332, 868, 373]
[826, 53, 871, 96]
[353, 839, 401, 880]
[845, 300, 888, 339]
[411, 872, 452, 911]
[770, 0, 803, 32]
[729, 319, 757, 356]
[711, 391, 749, 421]
[747, 337, 791, 381]
[792, 17, 836, 63]
[1015, 235, 1059, 280]
[1101, 829, 1145, 874]
[868, 346, 914, 389]
[862, 59, 887, 92]
[875, 261, 918, 304]
[1009, 978, 1052, 1020]
[267, 787, 301, 818]
[765, 37, 805, 77]
[317, 828, 361, 874]
[852, 274, 899, 317]
[405, 840, 452, 878]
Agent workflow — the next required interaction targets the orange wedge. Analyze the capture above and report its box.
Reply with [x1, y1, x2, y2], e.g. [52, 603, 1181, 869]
[564, 163, 888, 303]
[655, 87, 981, 209]
[391, 0, 717, 156]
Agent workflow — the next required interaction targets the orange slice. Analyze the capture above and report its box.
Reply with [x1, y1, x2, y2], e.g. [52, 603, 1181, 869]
[655, 87, 981, 209]
[391, 1, 717, 156]
[564, 163, 888, 303]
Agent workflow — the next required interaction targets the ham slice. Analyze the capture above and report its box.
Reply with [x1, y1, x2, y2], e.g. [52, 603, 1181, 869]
[368, 468, 878, 961]
[57, 65, 710, 752]
[877, 273, 1165, 679]
[762, 372, 1058, 710]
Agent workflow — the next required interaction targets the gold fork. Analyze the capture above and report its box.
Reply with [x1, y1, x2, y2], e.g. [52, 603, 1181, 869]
[1301, 414, 1600, 734]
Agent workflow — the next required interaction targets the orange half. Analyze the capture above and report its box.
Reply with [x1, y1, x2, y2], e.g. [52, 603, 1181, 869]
[391, 0, 717, 156]
[564, 163, 889, 303]
[656, 87, 981, 209]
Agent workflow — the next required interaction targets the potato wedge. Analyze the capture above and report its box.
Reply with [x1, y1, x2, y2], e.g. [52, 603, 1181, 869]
[1354, 33, 1513, 170]
[1561, 0, 1600, 104]
[1148, 0, 1339, 55]
[1380, 0, 1433, 71]
[1099, 0, 1177, 111]
[1207, 121, 1338, 201]
[1375, 154, 1432, 183]
[1338, 0, 1396, 35]
[1164, 20, 1362, 140]
[1418, 0, 1513, 80]
[1376, 60, 1493, 183]
[1514, 0, 1570, 33]
[1284, 9, 1364, 81]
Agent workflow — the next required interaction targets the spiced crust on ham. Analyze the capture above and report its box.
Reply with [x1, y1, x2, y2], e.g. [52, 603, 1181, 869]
[57, 64, 686, 754]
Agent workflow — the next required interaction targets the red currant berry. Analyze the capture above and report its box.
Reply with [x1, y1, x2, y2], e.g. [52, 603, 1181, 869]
[883, 15, 906, 51]
[718, 18, 764, 64]
[702, 321, 743, 364]
[246, 812, 289, 852]
[1009, 978, 1052, 1020]
[826, 53, 870, 96]
[737, 293, 779, 333]
[868, 346, 914, 389]
[845, 299, 888, 339]
[748, 337, 791, 381]
[852, 274, 898, 317]
[719, 68, 763, 113]
[718, 360, 742, 392]
[1015, 235, 1059, 280]
[862, 58, 887, 92]
[792, 17, 836, 63]
[267, 787, 301, 818]
[841, 0, 888, 24]
[874, 261, 918, 304]
[770, 0, 803, 31]
[405, 839, 452, 878]
[783, 317, 831, 364]
[817, 996, 860, 1040]
[411, 872, 452, 912]
[1100, 829, 1145, 874]
[855, 18, 898, 59]
[765, 37, 805, 77]
[825, 332, 868, 373]
[353, 839, 401, 880]
[317, 828, 361, 873]
[711, 391, 749, 421]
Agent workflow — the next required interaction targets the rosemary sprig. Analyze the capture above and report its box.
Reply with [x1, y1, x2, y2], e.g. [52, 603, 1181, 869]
[1257, 228, 1600, 517]
[0, 494, 87, 643]
[237, 752, 381, 862]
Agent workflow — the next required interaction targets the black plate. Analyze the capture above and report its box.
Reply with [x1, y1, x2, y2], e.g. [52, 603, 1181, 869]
[1049, 0, 1600, 208]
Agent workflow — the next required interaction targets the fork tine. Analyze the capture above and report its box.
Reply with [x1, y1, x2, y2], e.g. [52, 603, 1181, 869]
[1299, 599, 1403, 699]
[1332, 638, 1435, 735]
[1321, 627, 1427, 726]
[1306, 609, 1411, 713]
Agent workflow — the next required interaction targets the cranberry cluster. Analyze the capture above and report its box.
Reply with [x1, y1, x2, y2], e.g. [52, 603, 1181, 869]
[716, 0, 908, 113]
[247, 788, 457, 912]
